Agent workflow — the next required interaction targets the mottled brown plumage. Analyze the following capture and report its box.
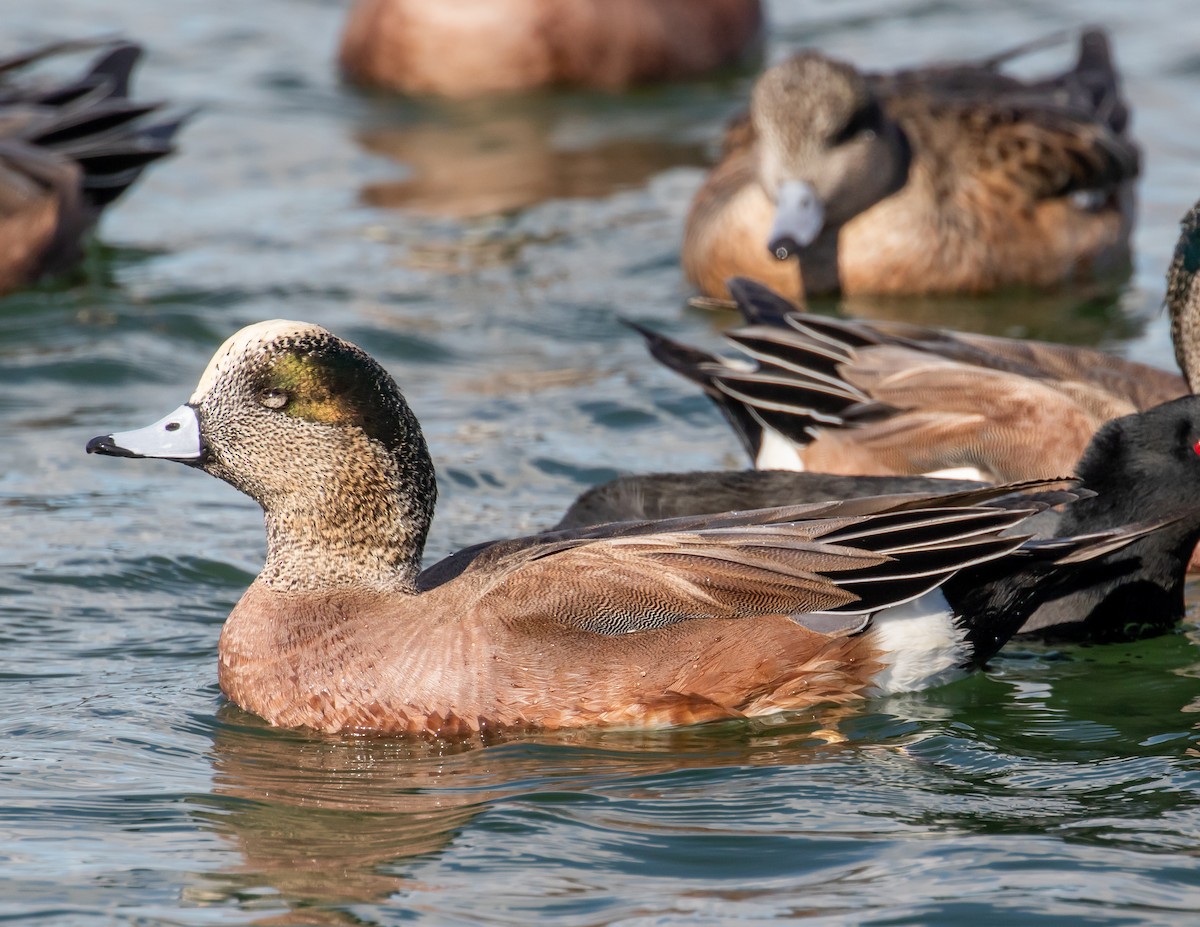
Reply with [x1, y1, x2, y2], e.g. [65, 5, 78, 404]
[683, 29, 1138, 298]
[339, 0, 763, 97]
[87, 321, 1122, 737]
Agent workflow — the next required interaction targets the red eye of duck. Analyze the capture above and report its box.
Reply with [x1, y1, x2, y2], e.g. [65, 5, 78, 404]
[1193, 439, 1200, 456]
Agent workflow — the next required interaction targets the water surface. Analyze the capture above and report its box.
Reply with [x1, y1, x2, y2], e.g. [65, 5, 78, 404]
[5, 0, 1200, 924]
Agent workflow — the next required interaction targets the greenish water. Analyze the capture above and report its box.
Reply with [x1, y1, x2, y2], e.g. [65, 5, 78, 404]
[5, 0, 1200, 924]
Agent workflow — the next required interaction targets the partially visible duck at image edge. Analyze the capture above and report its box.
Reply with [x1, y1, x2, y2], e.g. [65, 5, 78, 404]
[0, 38, 186, 295]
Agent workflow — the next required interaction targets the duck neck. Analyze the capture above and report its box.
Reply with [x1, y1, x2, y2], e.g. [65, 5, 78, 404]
[1171, 274, 1200, 391]
[796, 232, 842, 296]
[258, 444, 436, 594]
[1169, 207, 1200, 389]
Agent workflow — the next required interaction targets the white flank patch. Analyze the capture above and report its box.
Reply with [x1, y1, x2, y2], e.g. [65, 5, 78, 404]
[754, 425, 805, 470]
[924, 466, 986, 481]
[865, 590, 970, 695]
[191, 319, 328, 402]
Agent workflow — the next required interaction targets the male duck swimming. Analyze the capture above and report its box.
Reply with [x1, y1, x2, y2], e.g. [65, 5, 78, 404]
[87, 322, 1150, 736]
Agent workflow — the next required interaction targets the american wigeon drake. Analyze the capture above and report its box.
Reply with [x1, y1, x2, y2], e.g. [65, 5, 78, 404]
[0, 40, 186, 296]
[643, 196, 1200, 480]
[683, 29, 1139, 299]
[559, 392, 1200, 642]
[86, 321, 1146, 736]
[339, 0, 763, 98]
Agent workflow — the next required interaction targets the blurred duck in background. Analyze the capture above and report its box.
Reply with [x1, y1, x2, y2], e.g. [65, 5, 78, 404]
[683, 29, 1139, 299]
[338, 0, 763, 97]
[0, 38, 186, 295]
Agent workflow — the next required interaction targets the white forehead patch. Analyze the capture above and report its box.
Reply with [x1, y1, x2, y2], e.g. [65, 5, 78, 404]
[190, 319, 328, 402]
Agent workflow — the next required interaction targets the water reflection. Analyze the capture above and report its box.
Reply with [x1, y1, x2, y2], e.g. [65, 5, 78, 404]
[692, 283, 1149, 345]
[877, 633, 1200, 854]
[353, 96, 712, 219]
[836, 285, 1148, 344]
[196, 704, 864, 919]
[179, 628, 1200, 923]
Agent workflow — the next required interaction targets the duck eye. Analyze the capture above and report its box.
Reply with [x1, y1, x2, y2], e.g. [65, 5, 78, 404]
[1193, 439, 1200, 456]
[831, 99, 882, 147]
[260, 389, 289, 410]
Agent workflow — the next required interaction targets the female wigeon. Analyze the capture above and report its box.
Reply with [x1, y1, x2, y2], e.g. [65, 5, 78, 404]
[683, 29, 1138, 298]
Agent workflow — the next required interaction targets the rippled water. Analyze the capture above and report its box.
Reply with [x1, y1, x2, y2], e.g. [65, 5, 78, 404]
[6, 0, 1200, 924]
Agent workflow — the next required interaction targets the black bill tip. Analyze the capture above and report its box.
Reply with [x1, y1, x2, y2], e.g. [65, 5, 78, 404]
[86, 435, 138, 457]
[769, 236, 800, 261]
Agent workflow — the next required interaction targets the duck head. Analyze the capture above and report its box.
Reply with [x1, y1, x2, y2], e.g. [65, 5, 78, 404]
[87, 320, 436, 592]
[752, 52, 911, 262]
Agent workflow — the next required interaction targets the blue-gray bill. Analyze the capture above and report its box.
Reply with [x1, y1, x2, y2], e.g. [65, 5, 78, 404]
[85, 404, 203, 462]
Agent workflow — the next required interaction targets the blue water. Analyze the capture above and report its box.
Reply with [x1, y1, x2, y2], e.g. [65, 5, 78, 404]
[5, 0, 1200, 923]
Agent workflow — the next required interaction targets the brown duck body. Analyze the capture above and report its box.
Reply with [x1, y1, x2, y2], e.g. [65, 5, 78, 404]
[218, 579, 879, 736]
[684, 30, 1138, 299]
[339, 0, 763, 97]
[0, 185, 62, 293]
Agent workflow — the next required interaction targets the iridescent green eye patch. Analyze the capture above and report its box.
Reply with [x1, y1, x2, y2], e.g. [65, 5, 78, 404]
[264, 351, 360, 423]
[256, 341, 406, 450]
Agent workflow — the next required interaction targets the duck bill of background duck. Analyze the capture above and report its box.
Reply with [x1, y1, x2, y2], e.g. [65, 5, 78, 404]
[767, 180, 824, 260]
[85, 404, 205, 463]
